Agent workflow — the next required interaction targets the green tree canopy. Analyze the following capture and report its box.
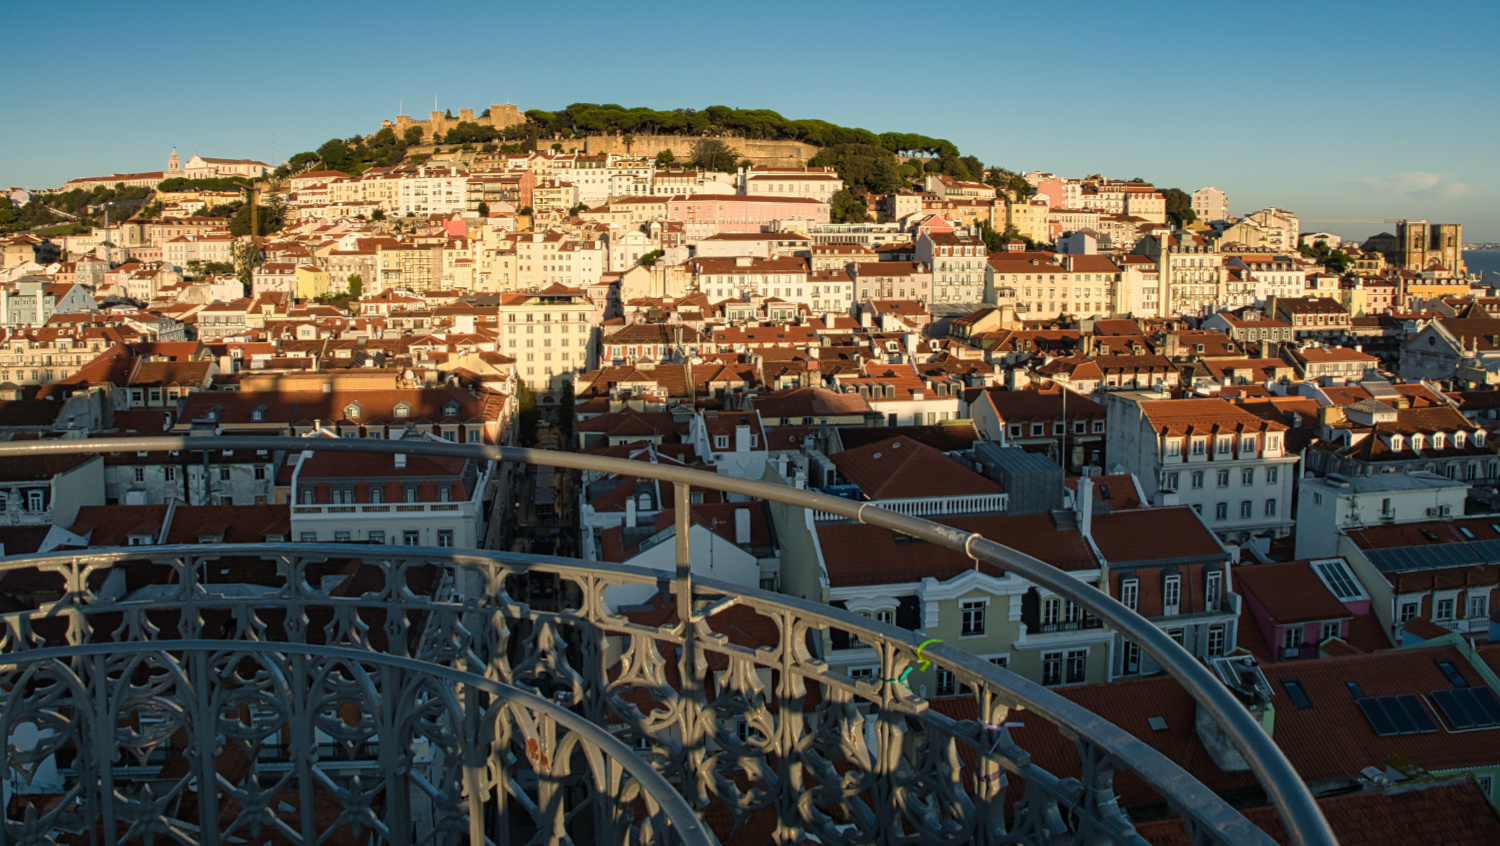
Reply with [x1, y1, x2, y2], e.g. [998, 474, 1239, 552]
[691, 138, 740, 173]
[829, 189, 871, 224]
[1161, 188, 1196, 226]
[808, 144, 902, 194]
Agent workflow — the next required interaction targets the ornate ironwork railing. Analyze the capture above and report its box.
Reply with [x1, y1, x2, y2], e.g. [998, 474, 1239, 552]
[0, 436, 1336, 846]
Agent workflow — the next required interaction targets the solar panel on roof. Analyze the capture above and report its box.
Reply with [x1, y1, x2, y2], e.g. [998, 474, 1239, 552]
[1394, 695, 1437, 733]
[1358, 695, 1437, 736]
[1359, 698, 1397, 735]
[1433, 689, 1480, 729]
[1467, 688, 1500, 725]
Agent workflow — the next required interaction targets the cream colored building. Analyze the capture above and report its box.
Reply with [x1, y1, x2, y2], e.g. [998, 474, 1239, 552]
[498, 285, 598, 402]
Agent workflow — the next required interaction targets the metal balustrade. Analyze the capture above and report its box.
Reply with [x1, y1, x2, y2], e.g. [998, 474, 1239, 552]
[0, 436, 1337, 846]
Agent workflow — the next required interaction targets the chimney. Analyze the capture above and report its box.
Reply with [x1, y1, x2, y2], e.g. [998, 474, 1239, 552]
[1077, 474, 1093, 538]
[735, 424, 751, 452]
[625, 496, 637, 527]
[735, 507, 751, 545]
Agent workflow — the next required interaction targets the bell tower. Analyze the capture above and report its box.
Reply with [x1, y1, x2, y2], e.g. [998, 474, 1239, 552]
[168, 148, 181, 174]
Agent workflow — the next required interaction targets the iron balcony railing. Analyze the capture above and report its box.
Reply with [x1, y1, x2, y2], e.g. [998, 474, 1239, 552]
[0, 435, 1336, 846]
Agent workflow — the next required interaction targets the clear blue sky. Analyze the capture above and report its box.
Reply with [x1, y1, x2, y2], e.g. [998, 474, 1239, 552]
[4, 0, 1497, 240]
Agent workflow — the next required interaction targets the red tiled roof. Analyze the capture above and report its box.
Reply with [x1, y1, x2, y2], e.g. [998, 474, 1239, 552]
[818, 513, 1096, 587]
[1135, 779, 1500, 846]
[829, 436, 1002, 500]
[1234, 560, 1351, 624]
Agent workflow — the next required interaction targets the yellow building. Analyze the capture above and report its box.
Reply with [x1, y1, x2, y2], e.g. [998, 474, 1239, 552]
[293, 265, 331, 300]
[1006, 199, 1049, 241]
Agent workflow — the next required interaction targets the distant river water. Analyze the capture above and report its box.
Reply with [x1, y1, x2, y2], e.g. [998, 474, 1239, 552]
[1465, 251, 1500, 281]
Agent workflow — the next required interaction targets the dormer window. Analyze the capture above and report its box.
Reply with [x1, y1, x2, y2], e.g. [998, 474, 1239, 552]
[1432, 433, 1446, 450]
[344, 403, 361, 419]
[394, 403, 410, 418]
[443, 402, 459, 416]
[1191, 439, 1206, 456]
[1411, 434, 1425, 451]
[1165, 438, 1181, 457]
[1241, 435, 1255, 452]
[1477, 431, 1487, 447]
[1390, 434, 1404, 451]
[251, 407, 265, 422]
[714, 435, 729, 450]
[1456, 432, 1468, 448]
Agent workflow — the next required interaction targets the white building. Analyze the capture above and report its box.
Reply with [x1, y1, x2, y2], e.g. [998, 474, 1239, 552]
[1103, 393, 1299, 543]
[498, 284, 598, 402]
[1192, 186, 1228, 223]
[1295, 472, 1469, 559]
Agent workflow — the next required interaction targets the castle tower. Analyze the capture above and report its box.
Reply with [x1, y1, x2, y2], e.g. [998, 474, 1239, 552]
[168, 148, 180, 174]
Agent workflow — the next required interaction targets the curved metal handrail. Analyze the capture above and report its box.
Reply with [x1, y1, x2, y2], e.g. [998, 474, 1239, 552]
[0, 435, 1336, 846]
[0, 639, 717, 846]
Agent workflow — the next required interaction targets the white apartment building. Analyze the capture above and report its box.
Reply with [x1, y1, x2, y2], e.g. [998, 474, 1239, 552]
[691, 256, 816, 305]
[915, 230, 986, 303]
[396, 167, 471, 217]
[515, 231, 605, 290]
[1294, 472, 1469, 559]
[288, 447, 490, 549]
[1104, 394, 1298, 543]
[1140, 232, 1223, 317]
[498, 284, 598, 402]
[743, 167, 844, 204]
[1192, 186, 1228, 223]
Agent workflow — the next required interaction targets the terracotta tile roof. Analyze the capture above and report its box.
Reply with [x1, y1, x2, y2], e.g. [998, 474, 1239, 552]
[1266, 644, 1500, 782]
[1234, 560, 1351, 624]
[818, 513, 1096, 587]
[1089, 507, 1223, 564]
[1139, 398, 1290, 436]
[1135, 778, 1500, 846]
[830, 436, 1002, 500]
[835, 423, 980, 453]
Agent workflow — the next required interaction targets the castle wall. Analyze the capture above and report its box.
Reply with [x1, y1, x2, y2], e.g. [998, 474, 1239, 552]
[580, 134, 820, 167]
[383, 105, 525, 142]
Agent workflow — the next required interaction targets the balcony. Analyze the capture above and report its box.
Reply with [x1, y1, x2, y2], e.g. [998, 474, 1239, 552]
[0, 435, 1334, 846]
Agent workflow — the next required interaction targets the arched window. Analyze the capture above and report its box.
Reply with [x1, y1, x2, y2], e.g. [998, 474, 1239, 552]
[344, 403, 361, 419]
[393, 403, 410, 418]
[1410, 435, 1424, 451]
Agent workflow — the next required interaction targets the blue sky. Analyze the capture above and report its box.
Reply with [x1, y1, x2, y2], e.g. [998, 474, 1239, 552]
[4, 0, 1497, 240]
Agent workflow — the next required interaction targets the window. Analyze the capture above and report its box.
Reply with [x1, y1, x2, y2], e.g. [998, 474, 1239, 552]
[1436, 597, 1455, 621]
[1207, 625, 1226, 657]
[437, 529, 454, 547]
[936, 669, 956, 696]
[369, 530, 385, 544]
[219, 467, 231, 481]
[1206, 571, 1222, 608]
[1283, 627, 1303, 651]
[1191, 471, 1204, 489]
[253, 465, 266, 481]
[1191, 439, 1205, 456]
[1320, 621, 1340, 642]
[1163, 576, 1181, 614]
[960, 600, 986, 637]
[1217, 438, 1230, 455]
[165, 466, 176, 481]
[404, 486, 417, 503]
[713, 435, 729, 450]
[1123, 641, 1141, 674]
[1043, 597, 1060, 626]
[1240, 500, 1252, 519]
[134, 467, 145, 482]
[334, 530, 351, 542]
[1242, 468, 1255, 486]
[1470, 594, 1489, 619]
[1399, 602, 1419, 624]
[300, 532, 317, 542]
[1217, 469, 1230, 487]
[1266, 466, 1279, 484]
[848, 667, 876, 681]
[1121, 578, 1139, 611]
[1042, 652, 1063, 686]
[1215, 502, 1228, 520]
[1165, 439, 1181, 457]
[403, 530, 420, 546]
[1163, 472, 1179, 491]
[1280, 678, 1312, 709]
[1065, 649, 1088, 684]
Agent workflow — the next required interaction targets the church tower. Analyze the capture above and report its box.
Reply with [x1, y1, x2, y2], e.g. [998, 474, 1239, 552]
[168, 148, 181, 174]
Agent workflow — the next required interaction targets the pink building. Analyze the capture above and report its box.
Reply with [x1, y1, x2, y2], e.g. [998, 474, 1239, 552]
[667, 195, 828, 236]
[1234, 558, 1376, 661]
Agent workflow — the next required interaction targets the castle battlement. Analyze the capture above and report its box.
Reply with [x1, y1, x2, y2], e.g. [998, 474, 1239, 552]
[382, 105, 524, 142]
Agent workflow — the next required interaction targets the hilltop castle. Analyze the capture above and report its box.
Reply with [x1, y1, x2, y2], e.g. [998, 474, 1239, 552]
[383, 105, 525, 143]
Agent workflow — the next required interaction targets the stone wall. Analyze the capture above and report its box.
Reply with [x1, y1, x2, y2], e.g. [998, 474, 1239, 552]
[580, 134, 820, 166]
[384, 106, 526, 143]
